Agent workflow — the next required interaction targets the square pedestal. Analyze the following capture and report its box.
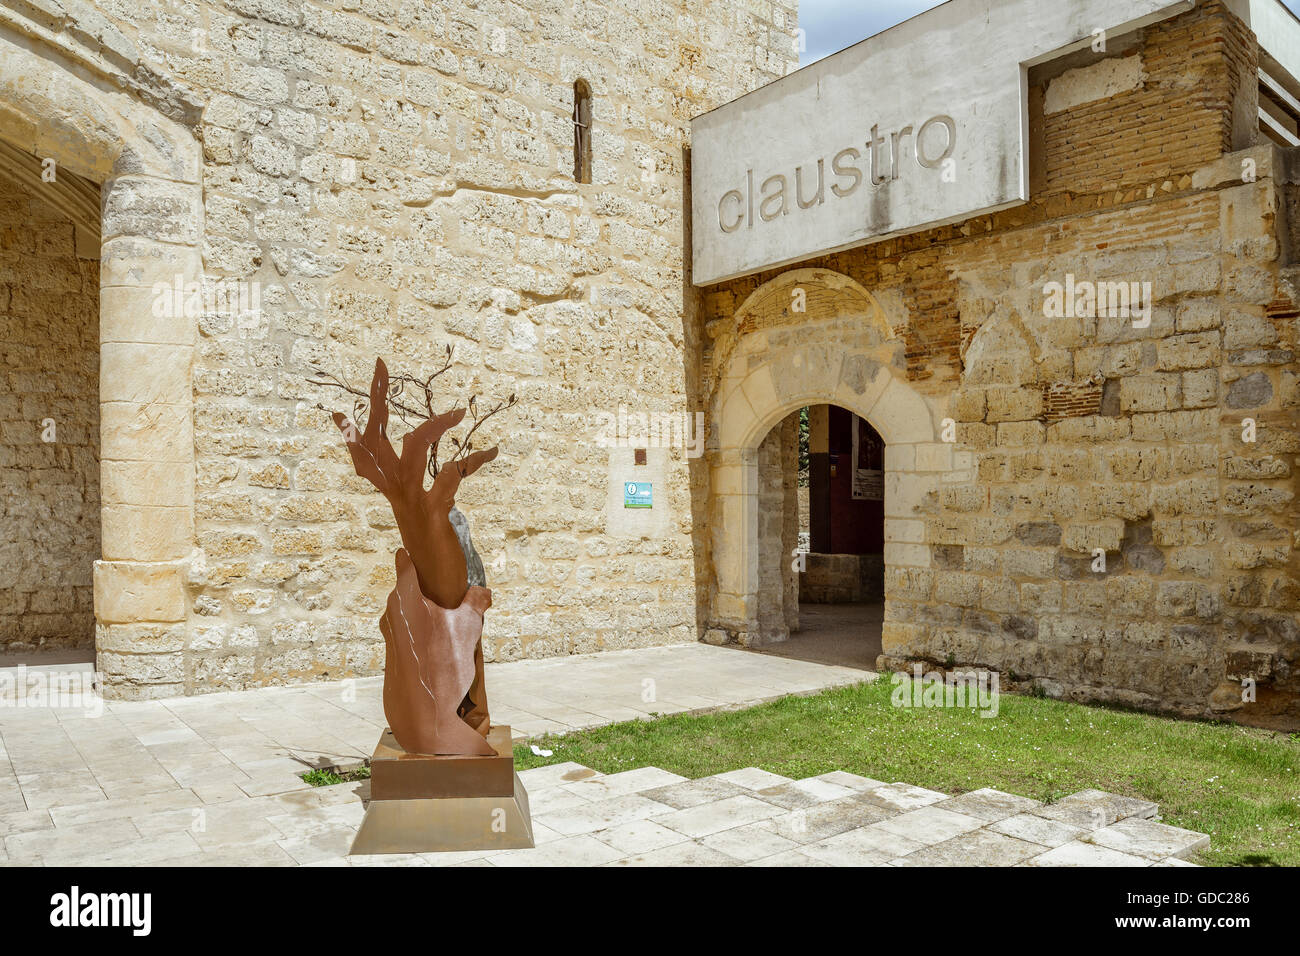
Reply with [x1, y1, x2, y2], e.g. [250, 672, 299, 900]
[349, 725, 534, 855]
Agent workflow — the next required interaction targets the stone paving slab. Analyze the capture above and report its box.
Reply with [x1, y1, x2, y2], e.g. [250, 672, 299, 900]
[934, 787, 1042, 823]
[591, 819, 689, 856]
[754, 777, 857, 809]
[558, 767, 686, 800]
[699, 822, 800, 862]
[860, 782, 949, 813]
[892, 828, 1045, 867]
[1023, 841, 1153, 867]
[640, 775, 751, 809]
[1030, 788, 1158, 830]
[808, 770, 886, 792]
[872, 805, 986, 846]
[761, 795, 897, 844]
[537, 793, 679, 836]
[607, 841, 737, 867]
[747, 848, 829, 867]
[988, 812, 1088, 848]
[798, 823, 928, 866]
[1084, 816, 1211, 861]
[648, 794, 786, 839]
[3, 756, 1204, 867]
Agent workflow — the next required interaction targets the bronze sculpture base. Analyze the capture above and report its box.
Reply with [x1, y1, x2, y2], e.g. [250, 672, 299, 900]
[349, 725, 534, 855]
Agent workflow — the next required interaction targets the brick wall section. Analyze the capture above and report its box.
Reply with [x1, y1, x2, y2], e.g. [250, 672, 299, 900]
[901, 254, 962, 383]
[704, 1, 1253, 391]
[1039, 2, 1243, 195]
[0, 174, 99, 652]
[1041, 381, 1104, 423]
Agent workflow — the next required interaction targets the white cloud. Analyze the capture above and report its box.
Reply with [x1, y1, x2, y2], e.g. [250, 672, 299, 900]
[800, 0, 1300, 67]
[798, 0, 947, 65]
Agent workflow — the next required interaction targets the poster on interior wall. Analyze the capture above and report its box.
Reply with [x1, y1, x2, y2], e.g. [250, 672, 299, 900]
[852, 416, 884, 501]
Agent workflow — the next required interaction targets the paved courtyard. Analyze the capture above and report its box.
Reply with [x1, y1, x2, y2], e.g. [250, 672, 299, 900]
[0, 643, 1209, 865]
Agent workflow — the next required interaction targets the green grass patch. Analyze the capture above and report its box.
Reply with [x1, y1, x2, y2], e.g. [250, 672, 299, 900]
[513, 676, 1300, 866]
[300, 765, 371, 787]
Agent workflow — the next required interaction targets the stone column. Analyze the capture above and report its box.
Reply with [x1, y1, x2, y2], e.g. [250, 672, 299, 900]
[92, 175, 202, 699]
[710, 445, 759, 640]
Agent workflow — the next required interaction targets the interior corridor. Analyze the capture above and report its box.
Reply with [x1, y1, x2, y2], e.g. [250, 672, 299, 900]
[748, 602, 882, 671]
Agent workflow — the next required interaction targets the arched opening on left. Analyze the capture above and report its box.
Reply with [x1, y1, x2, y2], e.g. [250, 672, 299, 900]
[0, 142, 101, 668]
[0, 24, 204, 698]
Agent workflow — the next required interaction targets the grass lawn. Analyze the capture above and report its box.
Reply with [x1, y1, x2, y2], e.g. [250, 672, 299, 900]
[514, 676, 1300, 866]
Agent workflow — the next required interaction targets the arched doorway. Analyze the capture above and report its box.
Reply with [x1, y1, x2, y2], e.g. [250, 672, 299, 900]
[0, 25, 203, 698]
[705, 269, 966, 666]
[741, 402, 888, 667]
[796, 404, 887, 665]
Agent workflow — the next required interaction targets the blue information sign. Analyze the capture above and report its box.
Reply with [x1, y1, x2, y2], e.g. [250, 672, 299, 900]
[624, 481, 653, 509]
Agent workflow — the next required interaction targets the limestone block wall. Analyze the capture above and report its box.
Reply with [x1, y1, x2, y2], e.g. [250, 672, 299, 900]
[0, 173, 100, 652]
[918, 164, 1291, 723]
[799, 554, 883, 603]
[13, 0, 798, 694]
[701, 1, 1300, 727]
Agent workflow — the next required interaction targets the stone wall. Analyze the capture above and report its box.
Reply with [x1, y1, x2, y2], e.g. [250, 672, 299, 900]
[0, 0, 798, 693]
[755, 409, 798, 642]
[800, 553, 884, 604]
[702, 2, 1300, 727]
[15, 0, 1295, 727]
[0, 173, 99, 652]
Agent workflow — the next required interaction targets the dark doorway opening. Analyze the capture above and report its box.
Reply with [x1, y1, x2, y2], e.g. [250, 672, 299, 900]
[750, 404, 883, 671]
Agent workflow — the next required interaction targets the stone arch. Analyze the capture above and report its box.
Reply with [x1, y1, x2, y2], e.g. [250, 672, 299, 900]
[0, 21, 203, 697]
[962, 310, 1041, 386]
[732, 268, 897, 339]
[707, 269, 961, 646]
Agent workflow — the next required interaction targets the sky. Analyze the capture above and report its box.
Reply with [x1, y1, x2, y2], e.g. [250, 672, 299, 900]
[799, 0, 1300, 64]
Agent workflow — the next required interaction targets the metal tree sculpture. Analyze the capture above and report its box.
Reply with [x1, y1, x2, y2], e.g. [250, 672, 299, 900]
[316, 357, 515, 756]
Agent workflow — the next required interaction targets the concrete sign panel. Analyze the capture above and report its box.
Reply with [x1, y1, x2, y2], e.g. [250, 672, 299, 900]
[690, 0, 1194, 286]
[606, 448, 671, 538]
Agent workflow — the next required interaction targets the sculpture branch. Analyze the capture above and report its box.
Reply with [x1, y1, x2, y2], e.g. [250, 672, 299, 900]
[309, 349, 516, 478]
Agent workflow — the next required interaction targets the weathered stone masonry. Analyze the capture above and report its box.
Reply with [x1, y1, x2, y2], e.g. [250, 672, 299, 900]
[0, 173, 100, 651]
[0, 0, 799, 697]
[701, 1, 1300, 728]
[5, 0, 1296, 731]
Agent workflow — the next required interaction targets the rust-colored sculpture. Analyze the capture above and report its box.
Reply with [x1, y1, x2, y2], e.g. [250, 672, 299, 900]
[322, 357, 513, 756]
[382, 550, 494, 755]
